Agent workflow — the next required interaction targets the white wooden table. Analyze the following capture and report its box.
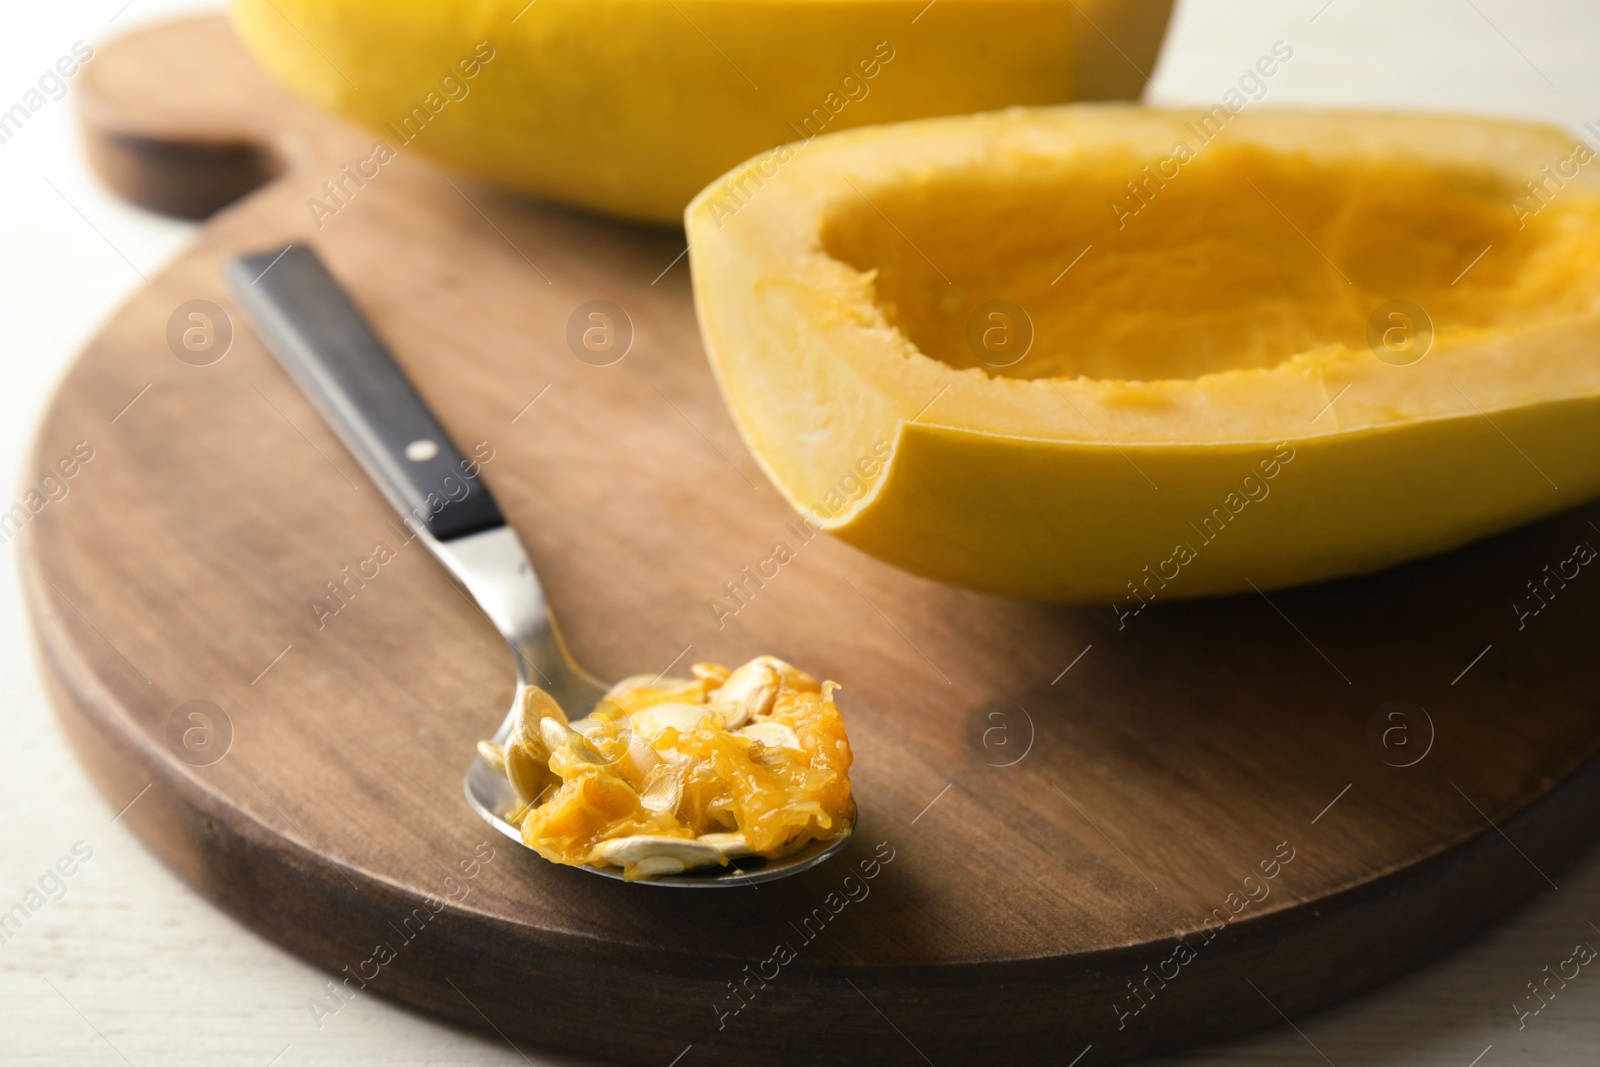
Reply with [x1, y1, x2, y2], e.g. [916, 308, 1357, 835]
[3, 1, 1599, 1063]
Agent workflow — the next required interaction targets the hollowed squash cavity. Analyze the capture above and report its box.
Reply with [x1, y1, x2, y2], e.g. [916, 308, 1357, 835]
[821, 145, 1597, 382]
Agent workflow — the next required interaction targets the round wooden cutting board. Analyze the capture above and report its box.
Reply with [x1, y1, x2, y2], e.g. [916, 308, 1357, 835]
[27, 15, 1600, 1066]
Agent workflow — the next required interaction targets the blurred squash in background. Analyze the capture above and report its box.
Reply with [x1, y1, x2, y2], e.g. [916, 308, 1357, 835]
[231, 0, 1175, 223]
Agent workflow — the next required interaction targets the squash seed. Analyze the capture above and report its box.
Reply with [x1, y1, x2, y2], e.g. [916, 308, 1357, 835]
[709, 660, 780, 729]
[476, 739, 508, 775]
[698, 832, 754, 858]
[637, 765, 683, 815]
[503, 732, 553, 805]
[749, 655, 820, 692]
[539, 715, 606, 764]
[517, 683, 568, 726]
[738, 721, 801, 751]
[631, 701, 713, 739]
[589, 834, 725, 875]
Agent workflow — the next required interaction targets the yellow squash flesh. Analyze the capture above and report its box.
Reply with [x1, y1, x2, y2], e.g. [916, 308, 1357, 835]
[686, 106, 1600, 604]
[230, 0, 1173, 223]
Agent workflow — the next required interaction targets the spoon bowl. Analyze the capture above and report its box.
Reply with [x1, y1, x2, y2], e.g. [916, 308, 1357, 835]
[464, 755, 853, 887]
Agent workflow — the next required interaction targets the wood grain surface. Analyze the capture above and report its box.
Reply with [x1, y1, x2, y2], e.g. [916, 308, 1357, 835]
[22, 13, 1600, 1066]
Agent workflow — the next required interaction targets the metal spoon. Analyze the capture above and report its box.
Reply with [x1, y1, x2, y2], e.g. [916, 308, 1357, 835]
[227, 245, 850, 886]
